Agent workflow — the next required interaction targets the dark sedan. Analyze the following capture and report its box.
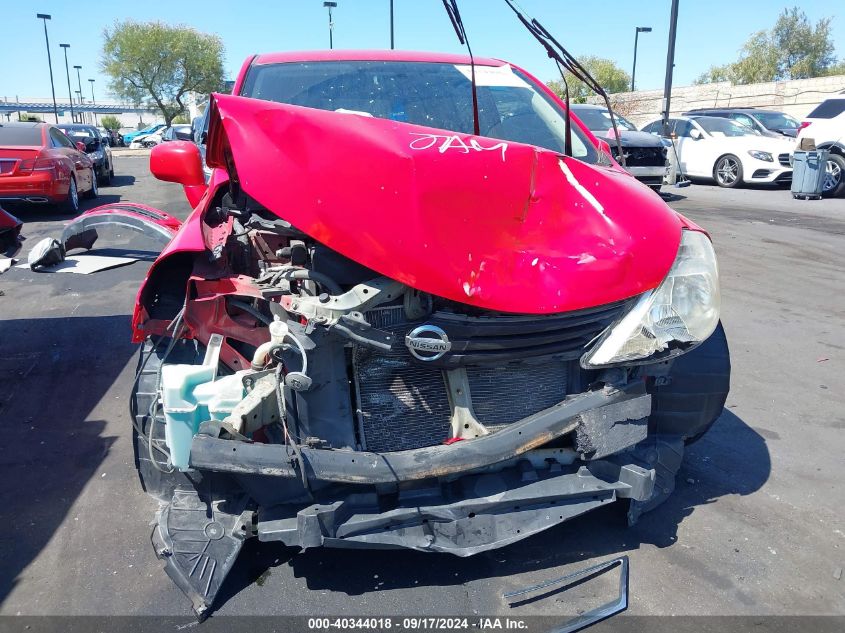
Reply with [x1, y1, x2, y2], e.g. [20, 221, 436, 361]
[58, 124, 114, 185]
[572, 104, 669, 192]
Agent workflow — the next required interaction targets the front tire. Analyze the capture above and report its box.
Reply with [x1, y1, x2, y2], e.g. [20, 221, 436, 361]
[84, 170, 99, 199]
[58, 176, 80, 214]
[714, 154, 743, 188]
[822, 153, 845, 198]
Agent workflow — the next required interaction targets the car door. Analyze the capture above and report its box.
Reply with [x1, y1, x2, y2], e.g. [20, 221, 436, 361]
[673, 120, 712, 177]
[50, 128, 93, 193]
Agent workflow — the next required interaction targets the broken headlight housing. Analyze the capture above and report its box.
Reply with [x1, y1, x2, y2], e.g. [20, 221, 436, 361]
[581, 230, 720, 368]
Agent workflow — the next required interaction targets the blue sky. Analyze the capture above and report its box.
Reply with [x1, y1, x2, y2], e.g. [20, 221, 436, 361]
[2, 0, 842, 101]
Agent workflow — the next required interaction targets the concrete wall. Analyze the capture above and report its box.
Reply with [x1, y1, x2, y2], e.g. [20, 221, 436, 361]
[598, 75, 845, 127]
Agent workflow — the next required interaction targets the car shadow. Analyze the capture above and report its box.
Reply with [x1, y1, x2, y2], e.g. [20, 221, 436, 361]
[0, 315, 135, 603]
[107, 174, 136, 188]
[215, 409, 769, 608]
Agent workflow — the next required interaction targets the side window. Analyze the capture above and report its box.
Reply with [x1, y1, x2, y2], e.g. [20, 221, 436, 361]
[674, 120, 694, 137]
[50, 128, 75, 149]
[807, 99, 845, 119]
[730, 113, 756, 129]
[642, 121, 659, 134]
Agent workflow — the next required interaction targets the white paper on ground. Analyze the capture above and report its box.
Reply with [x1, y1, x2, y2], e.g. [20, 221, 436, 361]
[16, 255, 138, 274]
[0, 258, 16, 274]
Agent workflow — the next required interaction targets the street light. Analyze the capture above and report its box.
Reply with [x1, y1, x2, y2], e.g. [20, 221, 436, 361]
[73, 65, 84, 104]
[89, 78, 97, 125]
[59, 43, 75, 123]
[36, 13, 59, 123]
[323, 1, 337, 50]
[631, 26, 652, 92]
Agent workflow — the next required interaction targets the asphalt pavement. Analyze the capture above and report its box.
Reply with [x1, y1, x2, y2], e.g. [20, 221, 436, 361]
[0, 156, 843, 622]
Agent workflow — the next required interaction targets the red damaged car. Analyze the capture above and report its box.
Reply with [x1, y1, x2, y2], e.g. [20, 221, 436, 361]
[61, 47, 728, 617]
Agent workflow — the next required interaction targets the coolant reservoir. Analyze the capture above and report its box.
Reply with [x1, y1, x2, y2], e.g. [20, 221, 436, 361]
[160, 334, 246, 470]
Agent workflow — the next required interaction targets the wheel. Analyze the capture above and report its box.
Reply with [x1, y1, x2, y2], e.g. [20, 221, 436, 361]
[649, 185, 662, 194]
[822, 153, 845, 198]
[58, 176, 80, 214]
[83, 170, 99, 199]
[131, 337, 206, 502]
[100, 162, 112, 186]
[714, 154, 743, 188]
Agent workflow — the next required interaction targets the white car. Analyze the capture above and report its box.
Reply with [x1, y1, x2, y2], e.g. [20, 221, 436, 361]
[641, 115, 795, 188]
[796, 96, 845, 197]
[129, 131, 165, 149]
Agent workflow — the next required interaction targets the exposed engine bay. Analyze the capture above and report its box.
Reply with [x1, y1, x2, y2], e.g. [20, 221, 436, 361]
[126, 184, 729, 619]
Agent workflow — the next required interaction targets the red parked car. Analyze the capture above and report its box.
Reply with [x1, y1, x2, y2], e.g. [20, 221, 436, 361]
[62, 49, 729, 618]
[0, 121, 98, 213]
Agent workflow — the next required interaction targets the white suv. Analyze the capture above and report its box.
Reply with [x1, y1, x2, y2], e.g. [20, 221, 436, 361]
[797, 96, 845, 197]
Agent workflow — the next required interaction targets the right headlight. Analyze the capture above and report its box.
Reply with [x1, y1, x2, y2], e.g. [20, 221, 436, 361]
[581, 230, 720, 368]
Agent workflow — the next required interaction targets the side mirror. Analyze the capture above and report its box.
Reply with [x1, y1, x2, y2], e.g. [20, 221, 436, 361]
[690, 128, 703, 140]
[150, 141, 207, 207]
[75, 141, 87, 153]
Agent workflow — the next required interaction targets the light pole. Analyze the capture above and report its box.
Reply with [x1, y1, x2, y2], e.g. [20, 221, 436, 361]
[661, 0, 680, 137]
[73, 65, 84, 124]
[89, 79, 97, 125]
[390, 0, 394, 49]
[37, 14, 59, 123]
[59, 44, 75, 123]
[323, 2, 337, 49]
[73, 65, 84, 103]
[631, 26, 652, 92]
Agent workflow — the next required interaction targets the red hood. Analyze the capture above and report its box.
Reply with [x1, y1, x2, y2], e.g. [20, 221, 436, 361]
[206, 93, 682, 314]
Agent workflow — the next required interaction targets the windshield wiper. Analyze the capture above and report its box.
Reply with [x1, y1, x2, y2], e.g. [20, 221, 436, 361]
[503, 0, 626, 166]
[441, 0, 481, 136]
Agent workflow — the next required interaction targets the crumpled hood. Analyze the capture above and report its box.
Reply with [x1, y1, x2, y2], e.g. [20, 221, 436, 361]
[207, 93, 682, 314]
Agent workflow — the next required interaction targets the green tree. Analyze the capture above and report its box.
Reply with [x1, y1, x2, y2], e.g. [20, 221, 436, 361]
[99, 115, 122, 131]
[695, 7, 839, 85]
[547, 56, 631, 103]
[101, 21, 225, 127]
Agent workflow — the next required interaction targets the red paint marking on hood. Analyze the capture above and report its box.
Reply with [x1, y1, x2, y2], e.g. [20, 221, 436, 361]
[207, 93, 682, 314]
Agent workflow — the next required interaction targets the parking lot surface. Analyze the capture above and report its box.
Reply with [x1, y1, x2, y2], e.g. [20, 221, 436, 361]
[1, 156, 843, 619]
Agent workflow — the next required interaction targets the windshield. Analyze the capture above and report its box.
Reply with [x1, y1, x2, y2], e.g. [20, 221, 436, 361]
[0, 126, 42, 146]
[241, 60, 597, 163]
[572, 108, 638, 133]
[59, 127, 97, 140]
[695, 117, 759, 137]
[753, 112, 799, 129]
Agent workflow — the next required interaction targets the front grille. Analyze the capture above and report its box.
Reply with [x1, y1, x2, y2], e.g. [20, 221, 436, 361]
[354, 343, 452, 453]
[466, 359, 568, 429]
[625, 147, 666, 167]
[351, 300, 618, 452]
[778, 153, 791, 167]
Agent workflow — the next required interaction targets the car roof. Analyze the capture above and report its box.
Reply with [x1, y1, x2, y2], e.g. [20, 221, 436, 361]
[0, 121, 46, 128]
[685, 108, 785, 115]
[252, 49, 506, 67]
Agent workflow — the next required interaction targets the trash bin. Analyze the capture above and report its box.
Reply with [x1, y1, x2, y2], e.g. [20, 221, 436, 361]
[791, 149, 829, 200]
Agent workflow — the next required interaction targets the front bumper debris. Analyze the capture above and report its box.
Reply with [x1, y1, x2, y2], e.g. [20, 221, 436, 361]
[152, 383, 664, 618]
[189, 386, 652, 483]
